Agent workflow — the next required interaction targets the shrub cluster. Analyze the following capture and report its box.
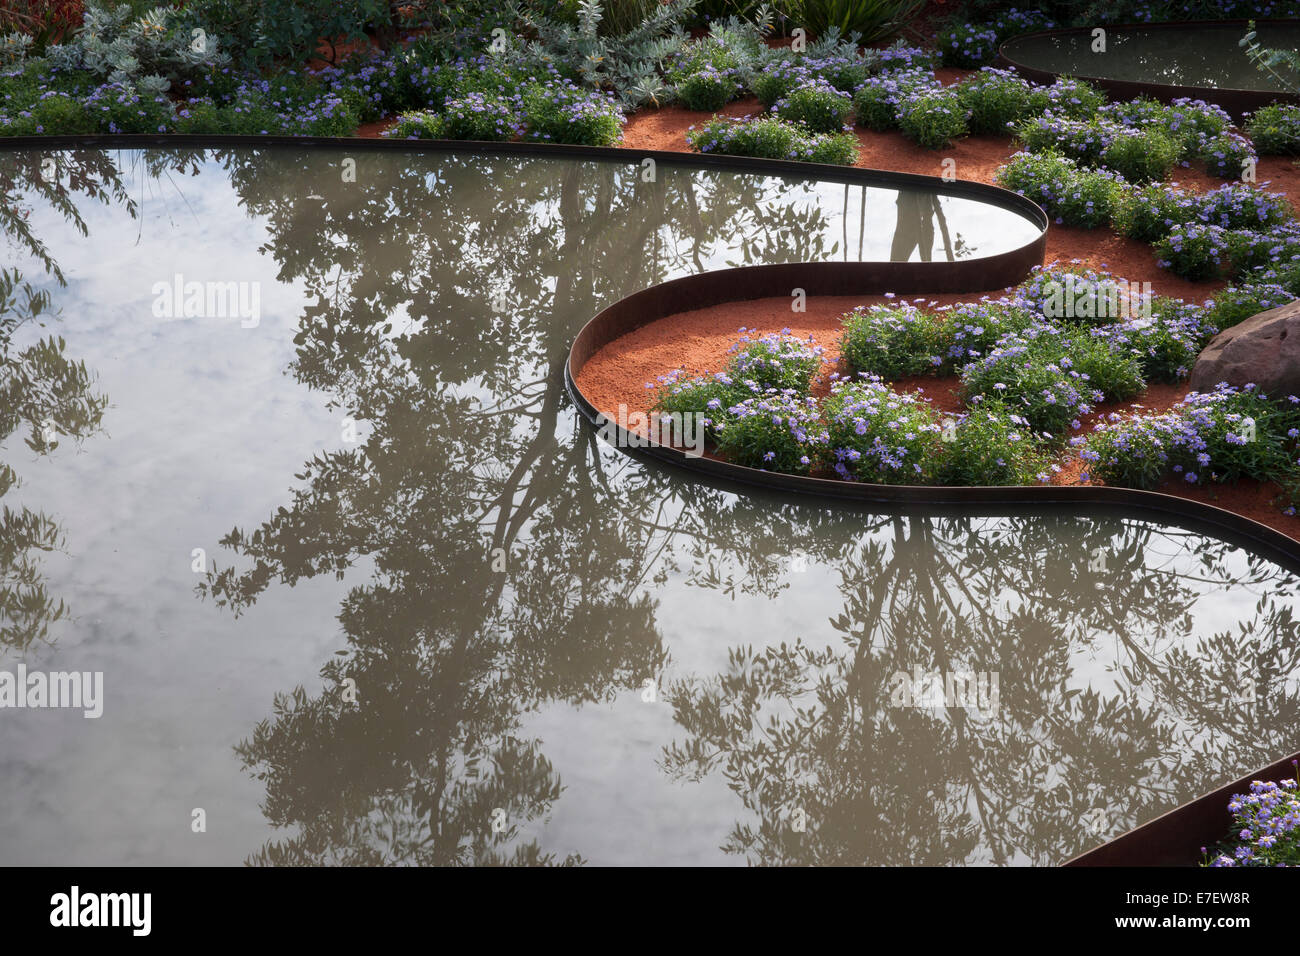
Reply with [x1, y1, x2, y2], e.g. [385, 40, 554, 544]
[959, 323, 1143, 442]
[1155, 220, 1300, 281]
[995, 151, 1126, 228]
[851, 68, 939, 132]
[714, 389, 829, 474]
[955, 67, 1039, 135]
[686, 114, 858, 165]
[770, 77, 852, 135]
[897, 88, 969, 149]
[676, 66, 742, 112]
[1247, 103, 1300, 155]
[824, 375, 944, 483]
[1080, 385, 1300, 494]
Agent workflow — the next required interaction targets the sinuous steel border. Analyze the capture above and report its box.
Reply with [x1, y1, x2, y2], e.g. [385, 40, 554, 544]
[997, 18, 1300, 119]
[565, 248, 1300, 590]
[1067, 749, 1300, 866]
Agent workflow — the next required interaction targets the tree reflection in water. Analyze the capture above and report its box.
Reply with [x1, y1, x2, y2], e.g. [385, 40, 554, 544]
[191, 148, 1300, 866]
[662, 511, 1300, 865]
[0, 150, 139, 654]
[199, 150, 832, 864]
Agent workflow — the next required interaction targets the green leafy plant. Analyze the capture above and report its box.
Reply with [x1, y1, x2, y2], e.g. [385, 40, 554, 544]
[850, 67, 935, 131]
[823, 375, 942, 483]
[725, 328, 825, 393]
[383, 109, 446, 138]
[1155, 223, 1233, 280]
[439, 91, 522, 140]
[1083, 385, 1300, 495]
[936, 399, 1051, 486]
[771, 77, 851, 134]
[675, 67, 741, 111]
[176, 74, 359, 135]
[714, 389, 828, 473]
[558, 0, 662, 36]
[519, 0, 699, 108]
[1015, 112, 1107, 165]
[651, 369, 745, 438]
[1101, 126, 1180, 184]
[183, 0, 393, 67]
[995, 151, 1126, 229]
[935, 21, 998, 68]
[665, 29, 751, 85]
[1201, 131, 1256, 179]
[1110, 183, 1194, 242]
[521, 81, 623, 144]
[48, 0, 231, 88]
[837, 300, 951, 378]
[896, 89, 968, 149]
[787, 0, 923, 44]
[1041, 76, 1106, 119]
[956, 67, 1038, 135]
[1241, 20, 1300, 95]
[687, 114, 858, 164]
[960, 325, 1143, 442]
[1089, 297, 1217, 384]
[1246, 102, 1300, 155]
[1203, 281, 1295, 333]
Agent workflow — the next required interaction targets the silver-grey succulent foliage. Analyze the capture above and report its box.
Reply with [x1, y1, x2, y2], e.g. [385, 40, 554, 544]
[517, 0, 700, 108]
[22, 1, 230, 92]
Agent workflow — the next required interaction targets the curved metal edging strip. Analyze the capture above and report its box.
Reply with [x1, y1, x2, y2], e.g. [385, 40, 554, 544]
[997, 18, 1300, 119]
[1066, 748, 1300, 866]
[565, 268, 1300, 580]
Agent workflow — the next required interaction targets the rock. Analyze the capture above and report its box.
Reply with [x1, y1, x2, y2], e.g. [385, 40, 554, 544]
[1189, 299, 1300, 397]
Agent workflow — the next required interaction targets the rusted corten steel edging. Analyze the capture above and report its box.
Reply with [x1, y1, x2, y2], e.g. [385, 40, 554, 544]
[1066, 749, 1300, 866]
[565, 263, 1300, 580]
[997, 18, 1300, 120]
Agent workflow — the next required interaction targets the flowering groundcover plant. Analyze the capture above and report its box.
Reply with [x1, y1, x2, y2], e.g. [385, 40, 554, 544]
[771, 76, 852, 136]
[824, 374, 944, 483]
[686, 114, 858, 165]
[1204, 764, 1300, 866]
[714, 389, 828, 474]
[1081, 383, 1300, 495]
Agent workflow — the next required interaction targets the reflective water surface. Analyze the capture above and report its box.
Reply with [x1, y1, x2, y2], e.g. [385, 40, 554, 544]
[0, 146, 1297, 865]
[1003, 22, 1300, 91]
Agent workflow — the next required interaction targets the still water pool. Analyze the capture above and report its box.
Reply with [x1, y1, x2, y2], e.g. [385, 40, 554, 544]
[0, 145, 1297, 865]
[1001, 21, 1300, 92]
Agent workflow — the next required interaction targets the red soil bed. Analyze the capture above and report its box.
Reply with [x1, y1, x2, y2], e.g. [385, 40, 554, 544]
[575, 291, 1300, 542]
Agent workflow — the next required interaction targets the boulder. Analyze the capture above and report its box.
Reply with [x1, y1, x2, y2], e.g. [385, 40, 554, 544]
[1189, 298, 1300, 397]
